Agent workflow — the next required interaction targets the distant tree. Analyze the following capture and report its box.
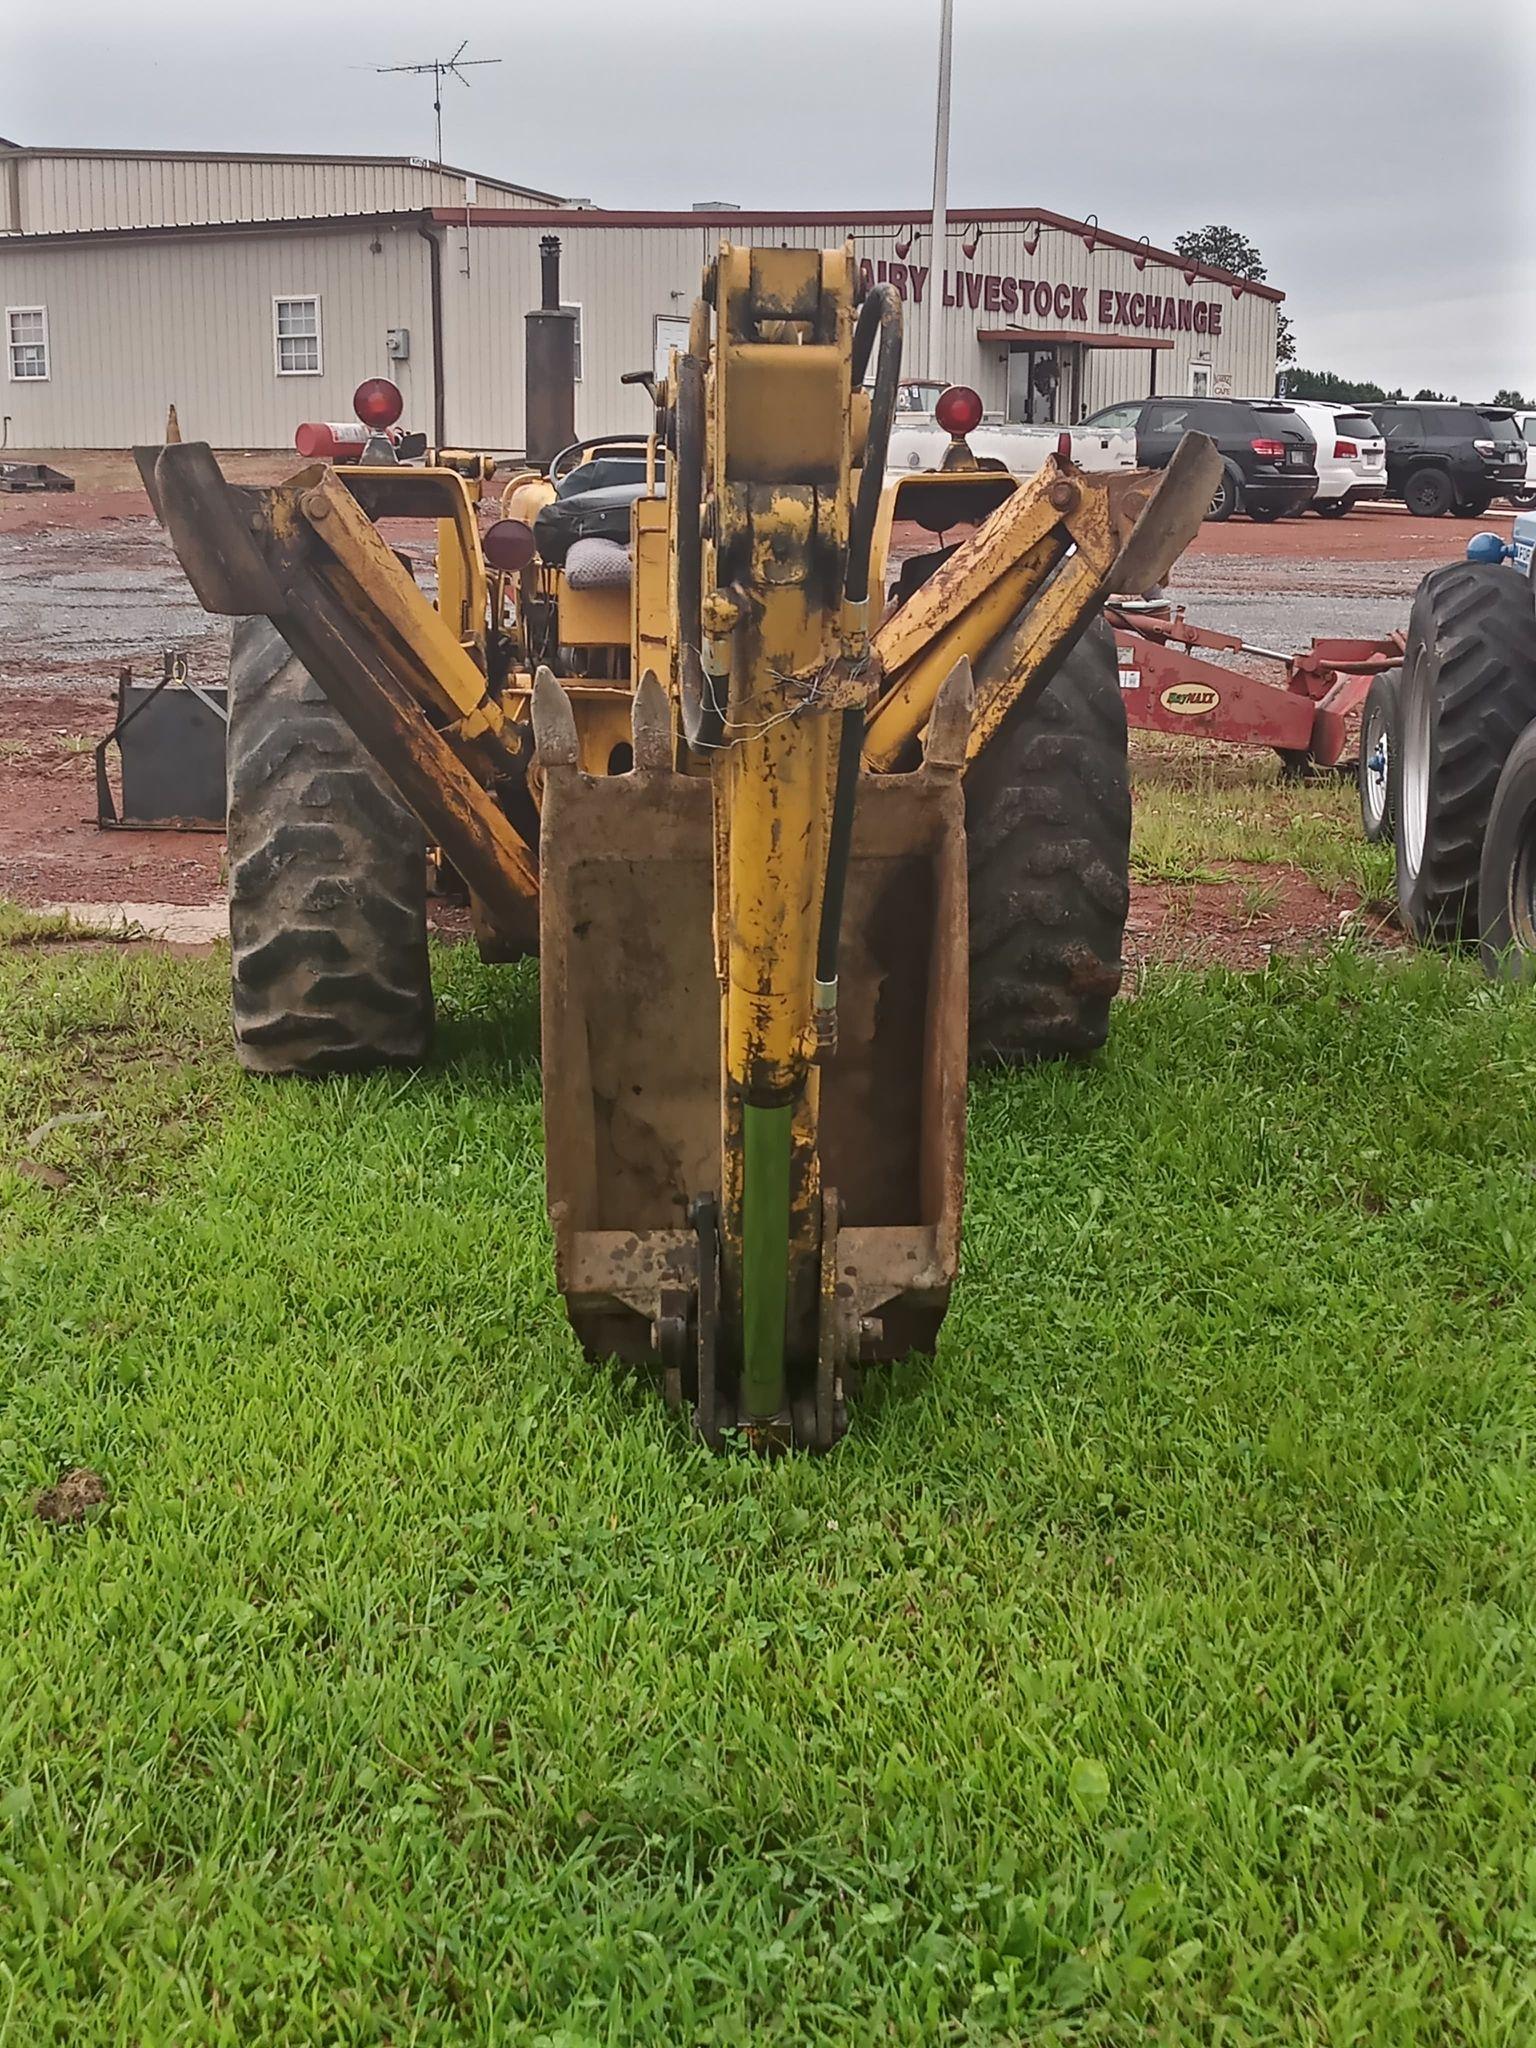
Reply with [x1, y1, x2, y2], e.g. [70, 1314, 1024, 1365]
[1284, 367, 1391, 403]
[1174, 225, 1266, 279]
[1174, 224, 1295, 372]
[1492, 388, 1530, 408]
[1414, 387, 1454, 402]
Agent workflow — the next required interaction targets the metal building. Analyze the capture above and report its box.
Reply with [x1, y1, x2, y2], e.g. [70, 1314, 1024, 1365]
[1, 145, 1282, 452]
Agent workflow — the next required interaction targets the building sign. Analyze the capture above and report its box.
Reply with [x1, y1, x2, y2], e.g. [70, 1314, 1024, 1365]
[857, 256, 1225, 336]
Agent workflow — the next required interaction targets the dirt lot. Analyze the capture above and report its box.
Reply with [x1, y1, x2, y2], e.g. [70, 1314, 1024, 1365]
[0, 448, 1497, 957]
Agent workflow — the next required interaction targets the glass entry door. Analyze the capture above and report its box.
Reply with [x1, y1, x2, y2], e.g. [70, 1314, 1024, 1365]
[1006, 344, 1083, 423]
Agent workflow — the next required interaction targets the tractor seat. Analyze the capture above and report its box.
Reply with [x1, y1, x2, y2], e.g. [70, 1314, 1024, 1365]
[534, 479, 659, 568]
[566, 537, 633, 590]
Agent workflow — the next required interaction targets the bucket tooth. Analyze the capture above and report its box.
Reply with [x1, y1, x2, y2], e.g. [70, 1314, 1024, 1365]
[631, 669, 673, 772]
[920, 654, 974, 773]
[531, 663, 580, 766]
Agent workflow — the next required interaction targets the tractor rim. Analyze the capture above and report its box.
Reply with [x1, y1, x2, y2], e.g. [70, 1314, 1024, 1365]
[1400, 648, 1430, 881]
[1363, 703, 1390, 835]
[1514, 805, 1536, 950]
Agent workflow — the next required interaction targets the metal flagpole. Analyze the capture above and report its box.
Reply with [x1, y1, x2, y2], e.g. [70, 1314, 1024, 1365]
[927, 0, 955, 384]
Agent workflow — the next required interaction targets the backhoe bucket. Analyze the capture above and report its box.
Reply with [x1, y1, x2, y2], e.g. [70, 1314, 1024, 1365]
[533, 669, 969, 1440]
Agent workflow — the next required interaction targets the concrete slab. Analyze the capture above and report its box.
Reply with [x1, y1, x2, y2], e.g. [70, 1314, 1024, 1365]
[44, 899, 227, 945]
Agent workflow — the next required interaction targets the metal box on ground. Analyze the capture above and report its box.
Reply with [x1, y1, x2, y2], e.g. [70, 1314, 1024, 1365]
[95, 655, 228, 829]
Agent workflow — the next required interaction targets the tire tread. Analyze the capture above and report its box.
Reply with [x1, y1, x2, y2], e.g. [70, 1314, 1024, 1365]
[966, 622, 1131, 1061]
[1394, 564, 1536, 941]
[227, 617, 432, 1075]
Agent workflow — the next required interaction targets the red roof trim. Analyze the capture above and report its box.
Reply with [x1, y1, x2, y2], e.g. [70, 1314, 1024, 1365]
[978, 327, 1176, 351]
[429, 205, 1285, 301]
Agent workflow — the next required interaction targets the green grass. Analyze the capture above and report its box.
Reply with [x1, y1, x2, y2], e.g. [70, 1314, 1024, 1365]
[1131, 739, 1395, 898]
[0, 903, 115, 948]
[4, 936, 1536, 2044]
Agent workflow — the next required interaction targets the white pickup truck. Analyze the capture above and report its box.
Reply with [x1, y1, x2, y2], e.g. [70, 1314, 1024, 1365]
[884, 381, 1133, 478]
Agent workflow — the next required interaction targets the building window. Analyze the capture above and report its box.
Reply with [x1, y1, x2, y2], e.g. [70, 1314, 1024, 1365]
[562, 303, 583, 381]
[7, 307, 49, 382]
[273, 296, 322, 376]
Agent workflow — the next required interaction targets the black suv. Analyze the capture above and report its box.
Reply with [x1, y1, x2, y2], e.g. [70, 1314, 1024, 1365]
[1078, 396, 1316, 522]
[1366, 403, 1527, 517]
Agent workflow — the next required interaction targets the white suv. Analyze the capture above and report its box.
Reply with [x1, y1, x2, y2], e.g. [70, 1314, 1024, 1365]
[1284, 401, 1388, 517]
[1510, 411, 1536, 506]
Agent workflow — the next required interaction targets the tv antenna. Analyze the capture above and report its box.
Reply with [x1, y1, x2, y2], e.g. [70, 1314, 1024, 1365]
[376, 41, 501, 167]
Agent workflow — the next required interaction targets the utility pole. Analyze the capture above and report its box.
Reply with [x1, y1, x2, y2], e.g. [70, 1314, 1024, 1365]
[927, 0, 955, 385]
[376, 41, 501, 167]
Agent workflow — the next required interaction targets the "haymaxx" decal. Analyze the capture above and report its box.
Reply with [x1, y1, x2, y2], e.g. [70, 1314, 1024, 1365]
[1159, 682, 1221, 716]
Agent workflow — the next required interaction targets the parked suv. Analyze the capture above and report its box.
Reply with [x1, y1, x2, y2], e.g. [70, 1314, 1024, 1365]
[1283, 402, 1387, 517]
[1497, 408, 1535, 507]
[1076, 396, 1317, 521]
[1366, 402, 1527, 517]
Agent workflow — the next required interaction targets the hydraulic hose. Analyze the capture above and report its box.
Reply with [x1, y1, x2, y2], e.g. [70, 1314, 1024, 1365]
[815, 283, 903, 1042]
[845, 284, 903, 607]
[673, 351, 723, 750]
[816, 706, 865, 994]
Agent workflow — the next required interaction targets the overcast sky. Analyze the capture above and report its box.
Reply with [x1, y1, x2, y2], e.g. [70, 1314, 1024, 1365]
[6, 0, 1533, 396]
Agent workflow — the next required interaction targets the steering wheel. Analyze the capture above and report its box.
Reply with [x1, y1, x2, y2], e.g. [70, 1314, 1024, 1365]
[548, 434, 659, 484]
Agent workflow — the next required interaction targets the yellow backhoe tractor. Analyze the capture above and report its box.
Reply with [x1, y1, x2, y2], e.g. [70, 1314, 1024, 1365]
[137, 242, 1219, 1449]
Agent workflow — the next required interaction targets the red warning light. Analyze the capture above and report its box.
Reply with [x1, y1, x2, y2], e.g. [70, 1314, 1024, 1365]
[353, 378, 405, 429]
[482, 518, 538, 573]
[934, 385, 984, 437]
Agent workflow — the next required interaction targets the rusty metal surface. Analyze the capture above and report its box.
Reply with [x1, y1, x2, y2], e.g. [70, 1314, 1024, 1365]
[1108, 609, 1404, 761]
[536, 672, 721, 1365]
[298, 469, 508, 741]
[134, 443, 286, 618]
[961, 438, 1226, 768]
[865, 437, 1222, 778]
[872, 461, 1063, 678]
[536, 664, 969, 1417]
[1113, 633, 1319, 753]
[138, 441, 541, 932]
[1103, 432, 1223, 598]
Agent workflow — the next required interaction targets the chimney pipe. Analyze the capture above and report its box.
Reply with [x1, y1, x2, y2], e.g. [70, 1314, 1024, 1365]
[539, 235, 561, 312]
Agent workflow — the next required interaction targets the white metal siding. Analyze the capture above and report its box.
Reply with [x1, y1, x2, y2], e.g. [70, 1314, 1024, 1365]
[441, 223, 709, 448]
[0, 211, 1278, 452]
[0, 225, 431, 447]
[440, 218, 1278, 450]
[3, 153, 550, 235]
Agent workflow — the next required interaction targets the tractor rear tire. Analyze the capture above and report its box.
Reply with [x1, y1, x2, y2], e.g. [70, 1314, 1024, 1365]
[966, 620, 1131, 1062]
[1477, 721, 1536, 980]
[1392, 562, 1536, 945]
[227, 616, 433, 1075]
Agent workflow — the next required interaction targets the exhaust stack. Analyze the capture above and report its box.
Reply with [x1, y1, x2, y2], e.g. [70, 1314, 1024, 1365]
[524, 234, 577, 471]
